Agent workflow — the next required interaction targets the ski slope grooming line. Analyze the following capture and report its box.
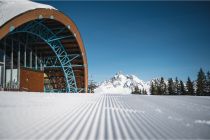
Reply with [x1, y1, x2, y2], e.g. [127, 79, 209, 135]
[0, 92, 210, 139]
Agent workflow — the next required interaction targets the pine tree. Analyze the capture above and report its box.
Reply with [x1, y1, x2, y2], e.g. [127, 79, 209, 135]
[144, 89, 147, 95]
[153, 80, 157, 95]
[206, 71, 210, 96]
[150, 82, 155, 95]
[141, 89, 145, 95]
[168, 78, 175, 95]
[139, 89, 142, 94]
[155, 79, 161, 95]
[196, 68, 207, 96]
[180, 80, 186, 95]
[160, 77, 166, 95]
[157, 85, 161, 95]
[132, 86, 140, 94]
[186, 77, 194, 95]
[131, 88, 135, 94]
[174, 77, 180, 95]
[154, 79, 159, 95]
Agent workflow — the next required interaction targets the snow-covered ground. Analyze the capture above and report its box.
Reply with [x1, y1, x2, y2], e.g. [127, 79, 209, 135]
[0, 92, 210, 139]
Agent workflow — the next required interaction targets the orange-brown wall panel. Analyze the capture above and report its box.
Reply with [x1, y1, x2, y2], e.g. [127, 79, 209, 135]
[20, 68, 44, 92]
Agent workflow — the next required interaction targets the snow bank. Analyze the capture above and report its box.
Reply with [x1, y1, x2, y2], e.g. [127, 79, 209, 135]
[94, 86, 131, 94]
[0, 0, 56, 26]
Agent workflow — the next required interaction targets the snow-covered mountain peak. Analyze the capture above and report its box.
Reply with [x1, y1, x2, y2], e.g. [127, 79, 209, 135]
[129, 74, 144, 83]
[112, 72, 127, 82]
[94, 73, 150, 94]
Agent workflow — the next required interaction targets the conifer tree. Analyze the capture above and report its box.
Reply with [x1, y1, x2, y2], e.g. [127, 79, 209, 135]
[131, 88, 135, 94]
[186, 77, 194, 95]
[144, 89, 147, 95]
[154, 79, 159, 95]
[139, 89, 142, 94]
[141, 89, 145, 95]
[196, 68, 207, 96]
[168, 78, 175, 95]
[206, 71, 210, 96]
[150, 82, 155, 95]
[174, 77, 180, 95]
[180, 80, 186, 95]
[160, 77, 166, 95]
[132, 86, 140, 94]
[155, 79, 161, 95]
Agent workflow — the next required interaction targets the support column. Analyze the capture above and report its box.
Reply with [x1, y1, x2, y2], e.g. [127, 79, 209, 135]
[24, 34, 27, 67]
[30, 49, 32, 68]
[2, 39, 6, 89]
[40, 53, 43, 71]
[10, 39, 13, 89]
[24, 45, 26, 67]
[17, 43, 20, 89]
[35, 47, 37, 70]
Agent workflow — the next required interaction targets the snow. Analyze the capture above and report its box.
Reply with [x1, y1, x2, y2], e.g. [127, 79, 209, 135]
[94, 72, 150, 94]
[195, 120, 210, 125]
[0, 0, 56, 27]
[0, 92, 210, 139]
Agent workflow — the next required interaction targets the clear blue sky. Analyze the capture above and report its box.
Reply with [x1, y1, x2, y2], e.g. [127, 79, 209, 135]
[40, 1, 210, 82]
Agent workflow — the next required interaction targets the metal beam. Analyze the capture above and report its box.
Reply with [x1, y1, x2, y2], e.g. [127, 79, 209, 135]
[42, 54, 80, 66]
[69, 54, 80, 62]
[43, 65, 84, 68]
[48, 27, 66, 40]
[47, 35, 74, 43]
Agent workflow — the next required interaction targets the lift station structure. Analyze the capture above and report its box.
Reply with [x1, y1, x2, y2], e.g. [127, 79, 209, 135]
[0, 0, 88, 93]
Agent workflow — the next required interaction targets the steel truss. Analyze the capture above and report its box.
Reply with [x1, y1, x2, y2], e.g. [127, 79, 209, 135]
[44, 68, 66, 93]
[42, 54, 83, 68]
[9, 20, 78, 93]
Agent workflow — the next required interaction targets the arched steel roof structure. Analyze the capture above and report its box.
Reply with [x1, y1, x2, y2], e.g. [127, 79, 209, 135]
[0, 0, 88, 93]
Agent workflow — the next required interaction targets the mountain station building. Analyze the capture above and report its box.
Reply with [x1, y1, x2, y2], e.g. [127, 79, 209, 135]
[0, 0, 88, 93]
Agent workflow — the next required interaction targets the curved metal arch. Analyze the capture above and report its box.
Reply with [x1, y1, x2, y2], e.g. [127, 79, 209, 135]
[9, 20, 77, 93]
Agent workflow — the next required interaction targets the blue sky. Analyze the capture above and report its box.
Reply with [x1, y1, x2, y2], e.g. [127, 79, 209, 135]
[40, 1, 210, 82]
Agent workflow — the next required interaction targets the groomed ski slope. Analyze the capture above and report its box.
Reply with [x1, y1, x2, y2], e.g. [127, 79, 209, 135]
[0, 92, 210, 139]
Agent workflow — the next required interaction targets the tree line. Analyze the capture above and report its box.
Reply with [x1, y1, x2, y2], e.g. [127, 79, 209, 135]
[131, 86, 147, 95]
[150, 68, 210, 96]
